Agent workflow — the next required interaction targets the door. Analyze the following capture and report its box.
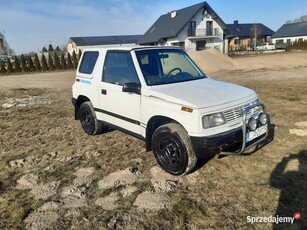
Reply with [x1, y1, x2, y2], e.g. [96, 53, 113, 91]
[196, 40, 206, 50]
[98, 51, 142, 135]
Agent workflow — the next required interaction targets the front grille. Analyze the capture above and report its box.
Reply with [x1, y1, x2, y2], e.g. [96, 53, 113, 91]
[223, 103, 261, 122]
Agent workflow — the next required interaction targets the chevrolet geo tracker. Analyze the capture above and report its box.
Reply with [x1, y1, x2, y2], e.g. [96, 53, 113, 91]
[72, 46, 270, 175]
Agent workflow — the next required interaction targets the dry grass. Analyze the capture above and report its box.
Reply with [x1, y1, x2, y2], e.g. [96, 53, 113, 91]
[0, 66, 306, 229]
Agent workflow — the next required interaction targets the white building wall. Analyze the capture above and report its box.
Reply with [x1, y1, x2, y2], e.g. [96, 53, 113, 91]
[272, 35, 307, 44]
[165, 10, 224, 52]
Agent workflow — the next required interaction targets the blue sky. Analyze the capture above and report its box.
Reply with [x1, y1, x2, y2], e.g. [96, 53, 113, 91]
[1, 0, 307, 54]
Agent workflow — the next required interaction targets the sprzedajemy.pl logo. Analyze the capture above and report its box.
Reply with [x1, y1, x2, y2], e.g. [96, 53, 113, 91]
[247, 212, 301, 224]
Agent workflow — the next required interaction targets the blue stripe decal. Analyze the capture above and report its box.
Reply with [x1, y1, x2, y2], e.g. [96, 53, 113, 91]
[80, 79, 91, 85]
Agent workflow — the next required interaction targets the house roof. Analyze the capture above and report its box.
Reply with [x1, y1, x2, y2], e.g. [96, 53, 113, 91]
[138, 1, 226, 45]
[69, 35, 143, 46]
[271, 21, 307, 38]
[226, 22, 274, 38]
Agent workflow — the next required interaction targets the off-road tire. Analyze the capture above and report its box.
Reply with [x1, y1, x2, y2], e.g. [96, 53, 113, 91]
[152, 123, 197, 175]
[79, 101, 103, 135]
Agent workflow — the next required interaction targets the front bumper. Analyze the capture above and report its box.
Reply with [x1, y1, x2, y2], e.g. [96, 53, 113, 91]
[190, 102, 270, 158]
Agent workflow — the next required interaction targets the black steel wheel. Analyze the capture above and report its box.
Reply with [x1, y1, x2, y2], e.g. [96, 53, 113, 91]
[152, 123, 197, 175]
[79, 101, 102, 135]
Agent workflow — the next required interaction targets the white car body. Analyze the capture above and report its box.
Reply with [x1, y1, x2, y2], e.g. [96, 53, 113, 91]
[72, 46, 269, 175]
[256, 43, 275, 50]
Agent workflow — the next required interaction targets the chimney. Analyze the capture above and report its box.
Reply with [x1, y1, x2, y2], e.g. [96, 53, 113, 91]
[234, 20, 238, 25]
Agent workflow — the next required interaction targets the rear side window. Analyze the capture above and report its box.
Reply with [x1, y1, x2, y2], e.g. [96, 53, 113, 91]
[79, 51, 99, 74]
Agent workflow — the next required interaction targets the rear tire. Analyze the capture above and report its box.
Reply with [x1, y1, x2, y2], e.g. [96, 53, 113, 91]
[79, 101, 103, 135]
[152, 123, 197, 175]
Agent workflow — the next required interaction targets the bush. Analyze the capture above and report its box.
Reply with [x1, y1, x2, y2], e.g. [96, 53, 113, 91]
[67, 52, 73, 69]
[34, 54, 42, 71]
[72, 51, 78, 69]
[53, 52, 61, 70]
[21, 54, 29, 72]
[288, 39, 307, 50]
[48, 52, 55, 71]
[0, 61, 7, 74]
[41, 53, 48, 71]
[28, 56, 36, 72]
[60, 53, 67, 69]
[13, 56, 22, 73]
[6, 58, 14, 74]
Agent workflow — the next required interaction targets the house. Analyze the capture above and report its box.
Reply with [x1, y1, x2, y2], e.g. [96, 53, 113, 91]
[226, 20, 274, 50]
[138, 2, 228, 53]
[271, 21, 307, 47]
[67, 35, 142, 54]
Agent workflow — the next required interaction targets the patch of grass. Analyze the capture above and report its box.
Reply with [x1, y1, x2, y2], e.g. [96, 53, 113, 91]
[0, 191, 44, 228]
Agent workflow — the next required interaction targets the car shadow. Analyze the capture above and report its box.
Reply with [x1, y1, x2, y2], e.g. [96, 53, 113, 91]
[189, 154, 217, 174]
[270, 149, 307, 229]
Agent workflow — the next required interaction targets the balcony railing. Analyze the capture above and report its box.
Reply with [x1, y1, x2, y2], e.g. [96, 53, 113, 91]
[187, 28, 221, 37]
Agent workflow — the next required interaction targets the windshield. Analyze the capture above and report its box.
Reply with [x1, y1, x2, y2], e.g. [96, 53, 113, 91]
[135, 49, 206, 86]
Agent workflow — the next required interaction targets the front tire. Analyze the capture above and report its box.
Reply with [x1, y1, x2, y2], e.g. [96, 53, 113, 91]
[152, 123, 197, 175]
[79, 101, 102, 135]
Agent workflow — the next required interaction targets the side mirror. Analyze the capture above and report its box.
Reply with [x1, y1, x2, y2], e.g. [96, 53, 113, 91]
[122, 82, 141, 95]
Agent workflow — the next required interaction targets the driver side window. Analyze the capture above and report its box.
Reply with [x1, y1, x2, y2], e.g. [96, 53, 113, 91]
[103, 52, 140, 85]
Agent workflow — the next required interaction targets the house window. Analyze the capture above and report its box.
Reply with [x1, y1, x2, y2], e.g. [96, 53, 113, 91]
[206, 21, 213, 36]
[188, 21, 196, 36]
[276, 39, 284, 45]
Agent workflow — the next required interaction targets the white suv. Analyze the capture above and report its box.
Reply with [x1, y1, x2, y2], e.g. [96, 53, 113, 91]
[72, 46, 269, 175]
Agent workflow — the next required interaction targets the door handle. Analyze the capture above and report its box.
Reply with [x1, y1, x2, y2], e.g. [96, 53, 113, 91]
[101, 89, 107, 95]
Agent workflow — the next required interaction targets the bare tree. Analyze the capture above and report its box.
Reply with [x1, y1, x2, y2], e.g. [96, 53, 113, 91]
[285, 15, 307, 24]
[253, 24, 262, 49]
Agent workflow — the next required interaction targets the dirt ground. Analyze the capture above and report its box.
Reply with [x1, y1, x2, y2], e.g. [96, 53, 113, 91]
[0, 51, 307, 229]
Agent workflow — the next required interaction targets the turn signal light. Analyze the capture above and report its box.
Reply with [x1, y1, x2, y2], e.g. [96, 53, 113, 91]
[181, 107, 193, 113]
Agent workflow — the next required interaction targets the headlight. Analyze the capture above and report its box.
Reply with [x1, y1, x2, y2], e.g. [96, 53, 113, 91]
[248, 118, 257, 131]
[202, 113, 226, 129]
[251, 99, 261, 105]
[258, 113, 267, 125]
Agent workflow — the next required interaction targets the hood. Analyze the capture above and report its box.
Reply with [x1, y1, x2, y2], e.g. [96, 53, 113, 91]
[148, 78, 257, 109]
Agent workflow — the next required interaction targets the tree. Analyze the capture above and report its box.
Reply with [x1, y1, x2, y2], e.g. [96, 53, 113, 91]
[60, 53, 67, 69]
[6, 58, 14, 73]
[28, 56, 35, 72]
[42, 47, 47, 52]
[20, 54, 29, 72]
[253, 24, 262, 49]
[72, 50, 78, 69]
[41, 53, 48, 71]
[0, 61, 7, 74]
[48, 52, 55, 71]
[53, 52, 61, 70]
[34, 53, 42, 71]
[67, 52, 73, 69]
[55, 46, 61, 51]
[48, 44, 54, 52]
[286, 14, 307, 24]
[13, 56, 22, 72]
